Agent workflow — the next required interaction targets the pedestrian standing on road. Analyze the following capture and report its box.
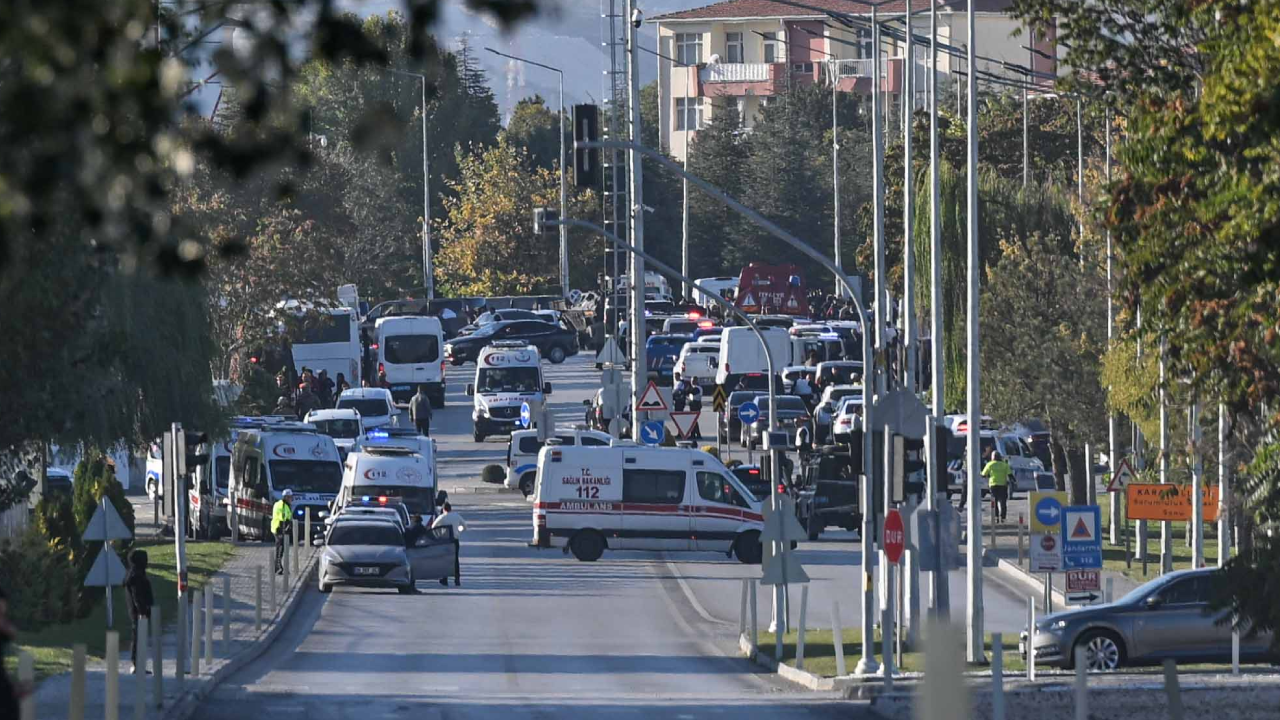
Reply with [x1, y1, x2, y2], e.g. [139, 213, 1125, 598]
[377, 370, 391, 389]
[295, 382, 320, 420]
[124, 549, 154, 673]
[672, 374, 689, 412]
[430, 503, 465, 587]
[982, 452, 1013, 523]
[409, 384, 433, 437]
[316, 369, 335, 407]
[334, 373, 350, 405]
[272, 489, 294, 575]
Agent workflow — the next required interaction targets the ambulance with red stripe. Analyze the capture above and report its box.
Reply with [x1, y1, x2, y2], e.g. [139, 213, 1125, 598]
[531, 443, 765, 564]
[229, 422, 343, 540]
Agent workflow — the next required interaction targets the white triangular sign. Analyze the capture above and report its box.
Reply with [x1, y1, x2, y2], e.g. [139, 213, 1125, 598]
[635, 381, 668, 412]
[83, 546, 128, 587]
[1107, 458, 1135, 493]
[595, 336, 626, 366]
[83, 501, 132, 542]
[786, 295, 800, 309]
[670, 411, 700, 439]
[740, 292, 757, 308]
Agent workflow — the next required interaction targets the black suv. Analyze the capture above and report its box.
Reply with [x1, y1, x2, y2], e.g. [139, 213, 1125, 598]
[444, 320, 579, 365]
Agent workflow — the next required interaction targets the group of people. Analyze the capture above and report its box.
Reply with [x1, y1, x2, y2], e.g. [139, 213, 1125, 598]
[273, 366, 352, 420]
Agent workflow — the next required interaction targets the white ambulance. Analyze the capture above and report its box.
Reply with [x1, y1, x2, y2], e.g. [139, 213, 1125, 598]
[504, 427, 612, 497]
[465, 341, 552, 442]
[229, 422, 343, 540]
[531, 443, 765, 563]
[333, 444, 442, 522]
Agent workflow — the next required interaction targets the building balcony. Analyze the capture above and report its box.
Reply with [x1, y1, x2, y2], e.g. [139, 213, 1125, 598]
[696, 62, 786, 97]
[827, 58, 903, 94]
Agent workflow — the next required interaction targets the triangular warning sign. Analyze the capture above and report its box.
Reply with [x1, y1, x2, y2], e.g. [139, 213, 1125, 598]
[741, 292, 757, 308]
[82, 545, 128, 587]
[635, 381, 668, 412]
[1107, 457, 1135, 493]
[595, 336, 626, 366]
[83, 501, 132, 542]
[786, 295, 800, 309]
[1072, 517, 1092, 539]
[670, 411, 700, 439]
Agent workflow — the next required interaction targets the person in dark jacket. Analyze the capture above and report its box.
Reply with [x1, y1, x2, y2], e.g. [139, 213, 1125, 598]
[0, 585, 26, 718]
[409, 385, 433, 436]
[315, 369, 335, 407]
[124, 550, 154, 673]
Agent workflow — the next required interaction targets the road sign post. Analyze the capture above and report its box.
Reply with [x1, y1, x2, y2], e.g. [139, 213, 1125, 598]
[519, 402, 532, 430]
[1062, 505, 1103, 570]
[83, 498, 133, 630]
[884, 509, 905, 564]
[1029, 491, 1066, 573]
[670, 411, 700, 440]
[639, 420, 665, 446]
[1065, 569, 1102, 605]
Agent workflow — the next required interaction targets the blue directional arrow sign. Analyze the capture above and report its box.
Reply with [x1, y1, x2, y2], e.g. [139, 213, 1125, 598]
[1035, 495, 1063, 529]
[738, 401, 760, 425]
[640, 420, 665, 446]
[519, 402, 532, 429]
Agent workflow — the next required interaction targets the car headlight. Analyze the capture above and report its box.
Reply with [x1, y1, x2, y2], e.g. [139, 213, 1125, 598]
[322, 550, 340, 565]
[1042, 619, 1068, 632]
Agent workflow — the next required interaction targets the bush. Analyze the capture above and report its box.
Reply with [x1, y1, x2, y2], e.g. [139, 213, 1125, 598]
[480, 464, 505, 484]
[0, 527, 81, 629]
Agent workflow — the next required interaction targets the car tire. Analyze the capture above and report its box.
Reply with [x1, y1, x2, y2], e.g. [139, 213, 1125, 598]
[519, 473, 536, 498]
[473, 428, 486, 443]
[1072, 630, 1125, 671]
[569, 529, 606, 562]
[734, 531, 763, 565]
[450, 358, 464, 367]
[547, 346, 567, 364]
[318, 580, 331, 594]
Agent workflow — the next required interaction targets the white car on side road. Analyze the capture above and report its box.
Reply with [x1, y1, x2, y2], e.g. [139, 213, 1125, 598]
[336, 387, 396, 430]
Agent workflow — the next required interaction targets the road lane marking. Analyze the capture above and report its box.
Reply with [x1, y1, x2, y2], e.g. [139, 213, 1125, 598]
[661, 556, 734, 627]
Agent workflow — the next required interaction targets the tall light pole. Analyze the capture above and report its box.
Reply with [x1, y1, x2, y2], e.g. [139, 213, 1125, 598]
[625, 0, 646, 443]
[926, 0, 948, 618]
[485, 48, 569, 298]
[1105, 109, 1119, 545]
[963, 0, 985, 664]
[831, 58, 843, 298]
[902, 0, 916, 393]
[377, 68, 434, 298]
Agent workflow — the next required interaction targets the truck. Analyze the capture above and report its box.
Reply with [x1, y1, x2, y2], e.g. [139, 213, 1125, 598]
[734, 263, 809, 317]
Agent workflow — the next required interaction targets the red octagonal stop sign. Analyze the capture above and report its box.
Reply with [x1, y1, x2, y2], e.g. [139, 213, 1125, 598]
[884, 509, 905, 564]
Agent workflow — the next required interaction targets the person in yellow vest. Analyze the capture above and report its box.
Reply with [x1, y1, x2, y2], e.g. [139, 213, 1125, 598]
[982, 453, 1013, 523]
[272, 489, 294, 575]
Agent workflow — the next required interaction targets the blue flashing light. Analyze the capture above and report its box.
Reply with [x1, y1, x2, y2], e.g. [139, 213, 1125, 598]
[366, 430, 389, 441]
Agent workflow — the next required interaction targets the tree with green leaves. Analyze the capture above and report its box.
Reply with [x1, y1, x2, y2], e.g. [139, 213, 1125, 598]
[504, 95, 564, 172]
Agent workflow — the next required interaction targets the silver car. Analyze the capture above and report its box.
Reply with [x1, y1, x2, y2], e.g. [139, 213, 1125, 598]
[317, 518, 454, 594]
[1022, 568, 1277, 670]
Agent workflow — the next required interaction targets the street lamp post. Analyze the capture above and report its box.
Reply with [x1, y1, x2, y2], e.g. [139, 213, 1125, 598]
[377, 68, 433, 298]
[963, 0, 985, 664]
[485, 48, 569, 298]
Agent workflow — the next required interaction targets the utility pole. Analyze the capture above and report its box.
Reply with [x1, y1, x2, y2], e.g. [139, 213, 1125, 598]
[964, 0, 985, 664]
[1190, 396, 1204, 568]
[832, 59, 842, 298]
[1218, 404, 1229, 567]
[902, 0, 916, 393]
[625, 0, 646, 443]
[1022, 29, 1031, 187]
[682, 66, 691, 300]
[1135, 307, 1147, 561]
[871, 6, 887, 387]
[926, 0, 949, 618]
[1160, 340, 1170, 573]
[1105, 109, 1119, 545]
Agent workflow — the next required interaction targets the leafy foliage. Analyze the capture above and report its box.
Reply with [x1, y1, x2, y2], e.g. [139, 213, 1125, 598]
[0, 527, 81, 630]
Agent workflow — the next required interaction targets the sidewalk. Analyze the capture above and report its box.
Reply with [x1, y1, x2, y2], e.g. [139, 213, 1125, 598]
[32, 539, 318, 720]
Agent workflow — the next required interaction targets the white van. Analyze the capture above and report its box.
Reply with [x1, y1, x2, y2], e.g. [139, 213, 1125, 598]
[229, 422, 344, 540]
[674, 341, 719, 387]
[715, 326, 791, 389]
[333, 445, 441, 523]
[693, 276, 738, 307]
[304, 408, 364, 461]
[374, 316, 446, 407]
[465, 341, 552, 443]
[505, 428, 612, 497]
[531, 444, 765, 563]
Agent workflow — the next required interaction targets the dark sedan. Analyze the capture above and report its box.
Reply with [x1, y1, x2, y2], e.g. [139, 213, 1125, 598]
[444, 320, 578, 365]
[718, 390, 759, 445]
[744, 395, 811, 449]
[1022, 568, 1277, 670]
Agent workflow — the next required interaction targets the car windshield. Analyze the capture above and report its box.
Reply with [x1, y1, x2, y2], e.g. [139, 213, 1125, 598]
[837, 398, 864, 413]
[269, 460, 343, 494]
[327, 523, 403, 546]
[337, 398, 390, 418]
[470, 323, 501, 337]
[728, 391, 756, 408]
[214, 455, 230, 491]
[384, 334, 439, 364]
[757, 396, 807, 412]
[825, 387, 860, 404]
[666, 321, 697, 335]
[312, 419, 361, 439]
[819, 363, 863, 384]
[350, 486, 436, 514]
[477, 366, 541, 393]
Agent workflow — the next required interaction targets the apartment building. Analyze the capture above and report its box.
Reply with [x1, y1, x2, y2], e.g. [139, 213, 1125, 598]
[651, 0, 1057, 161]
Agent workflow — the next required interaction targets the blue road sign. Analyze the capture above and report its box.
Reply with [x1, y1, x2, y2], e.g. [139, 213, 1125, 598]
[1035, 495, 1063, 528]
[640, 420, 665, 446]
[738, 401, 760, 425]
[519, 402, 532, 429]
[1062, 505, 1103, 569]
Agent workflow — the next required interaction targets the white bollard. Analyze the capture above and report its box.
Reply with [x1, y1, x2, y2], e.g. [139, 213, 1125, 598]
[190, 590, 202, 677]
[18, 650, 35, 720]
[176, 594, 186, 688]
[1105, 576, 1114, 604]
[991, 632, 1005, 720]
[283, 535, 291, 588]
[918, 620, 967, 720]
[268, 563, 277, 615]
[70, 643, 86, 720]
[222, 575, 231, 654]
[881, 604, 894, 692]
[832, 601, 847, 677]
[738, 578, 748, 638]
[1232, 626, 1240, 675]
[748, 580, 758, 651]
[305, 510, 311, 555]
[106, 630, 119, 720]
[204, 583, 214, 664]
[1163, 659, 1185, 720]
[135, 617, 148, 720]
[151, 607, 162, 707]
[796, 585, 809, 671]
[256, 565, 263, 633]
[1027, 597, 1037, 681]
[1074, 646, 1088, 720]
[291, 524, 299, 578]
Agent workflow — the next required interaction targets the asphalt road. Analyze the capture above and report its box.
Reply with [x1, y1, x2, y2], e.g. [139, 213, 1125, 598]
[191, 353, 1033, 719]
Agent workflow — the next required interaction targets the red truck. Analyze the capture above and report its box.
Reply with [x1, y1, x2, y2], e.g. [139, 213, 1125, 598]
[734, 263, 809, 316]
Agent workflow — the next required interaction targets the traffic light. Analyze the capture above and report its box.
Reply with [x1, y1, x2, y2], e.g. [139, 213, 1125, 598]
[572, 104, 600, 188]
[902, 435, 927, 498]
[533, 208, 559, 237]
[183, 431, 209, 475]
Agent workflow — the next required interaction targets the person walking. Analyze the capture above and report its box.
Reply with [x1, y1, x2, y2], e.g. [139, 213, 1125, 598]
[315, 369, 335, 408]
[272, 489, 294, 575]
[982, 452, 1013, 523]
[409, 385, 433, 436]
[123, 550, 154, 673]
[430, 503, 465, 587]
[672, 374, 690, 412]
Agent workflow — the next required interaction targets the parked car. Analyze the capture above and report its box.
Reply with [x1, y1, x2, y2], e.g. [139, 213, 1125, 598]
[814, 384, 864, 444]
[1021, 568, 1277, 670]
[743, 394, 811, 449]
[831, 396, 865, 445]
[719, 390, 760, 446]
[444, 319, 579, 365]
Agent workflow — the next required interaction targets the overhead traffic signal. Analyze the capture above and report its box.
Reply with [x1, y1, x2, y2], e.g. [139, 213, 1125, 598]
[572, 104, 600, 189]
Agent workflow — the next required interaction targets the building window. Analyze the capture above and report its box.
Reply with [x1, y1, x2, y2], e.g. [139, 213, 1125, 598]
[762, 32, 779, 63]
[676, 33, 703, 66]
[725, 32, 744, 63]
[792, 62, 815, 74]
[676, 97, 703, 131]
[857, 28, 872, 59]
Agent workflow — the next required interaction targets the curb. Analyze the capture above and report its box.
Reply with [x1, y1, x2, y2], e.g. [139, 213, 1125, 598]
[990, 556, 1067, 608]
[739, 633, 845, 691]
[161, 551, 320, 720]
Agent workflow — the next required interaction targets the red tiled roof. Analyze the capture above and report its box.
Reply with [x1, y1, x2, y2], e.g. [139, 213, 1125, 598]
[651, 0, 1014, 22]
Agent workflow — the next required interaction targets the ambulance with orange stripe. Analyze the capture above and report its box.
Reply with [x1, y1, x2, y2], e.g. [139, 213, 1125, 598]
[531, 443, 765, 564]
[229, 422, 343, 540]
